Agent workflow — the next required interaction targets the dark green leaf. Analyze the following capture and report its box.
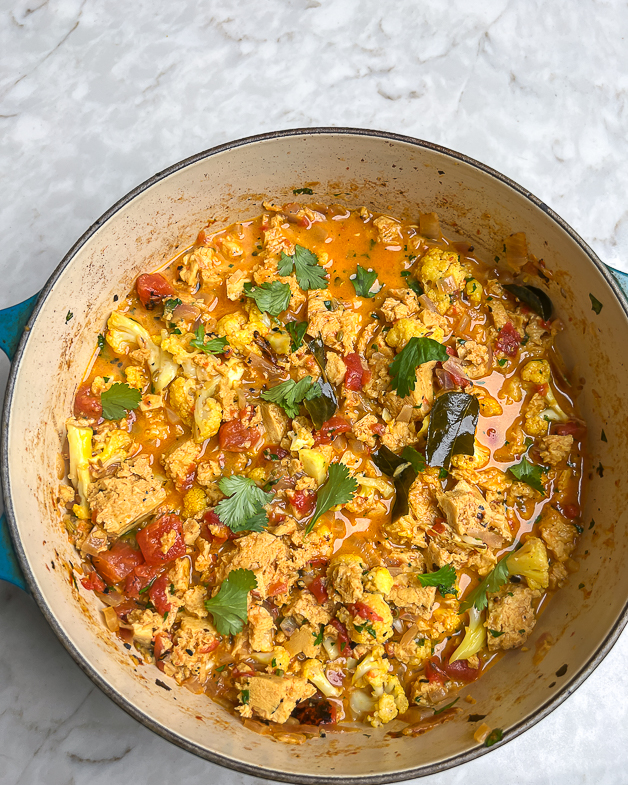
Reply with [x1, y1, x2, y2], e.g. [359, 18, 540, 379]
[426, 392, 480, 469]
[589, 293, 603, 314]
[306, 463, 358, 535]
[97, 334, 106, 350]
[244, 281, 291, 316]
[190, 325, 230, 354]
[372, 445, 417, 522]
[489, 629, 505, 638]
[278, 245, 327, 290]
[313, 624, 324, 645]
[601, 429, 607, 442]
[390, 337, 448, 398]
[484, 728, 504, 747]
[66, 311, 73, 322]
[204, 569, 257, 635]
[261, 376, 321, 419]
[503, 284, 553, 320]
[286, 321, 308, 352]
[293, 187, 313, 195]
[351, 265, 378, 298]
[460, 556, 510, 612]
[401, 270, 424, 295]
[215, 476, 274, 533]
[416, 564, 457, 597]
[304, 335, 338, 428]
[100, 383, 142, 420]
[400, 445, 426, 474]
[508, 455, 545, 494]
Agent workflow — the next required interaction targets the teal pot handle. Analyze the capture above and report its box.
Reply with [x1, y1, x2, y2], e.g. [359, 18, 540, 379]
[0, 292, 39, 591]
[2, 264, 628, 592]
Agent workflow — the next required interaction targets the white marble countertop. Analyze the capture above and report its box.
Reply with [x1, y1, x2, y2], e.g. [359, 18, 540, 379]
[1, 1, 628, 783]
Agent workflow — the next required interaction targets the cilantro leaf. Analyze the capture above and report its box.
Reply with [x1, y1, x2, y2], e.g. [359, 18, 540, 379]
[278, 245, 328, 290]
[204, 568, 257, 635]
[484, 728, 504, 747]
[293, 187, 313, 195]
[100, 383, 142, 420]
[508, 455, 545, 494]
[390, 337, 448, 398]
[351, 265, 378, 298]
[260, 376, 321, 418]
[215, 476, 274, 533]
[416, 564, 457, 597]
[459, 556, 510, 612]
[163, 297, 182, 318]
[244, 281, 291, 316]
[305, 463, 358, 535]
[190, 325, 230, 354]
[589, 294, 603, 314]
[286, 321, 308, 352]
[400, 445, 426, 474]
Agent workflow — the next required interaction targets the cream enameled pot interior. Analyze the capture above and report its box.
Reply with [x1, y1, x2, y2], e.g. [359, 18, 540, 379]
[4, 131, 628, 783]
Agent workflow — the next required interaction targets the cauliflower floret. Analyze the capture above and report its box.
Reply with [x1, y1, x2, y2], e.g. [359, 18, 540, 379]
[193, 387, 222, 442]
[366, 673, 409, 727]
[465, 278, 483, 306]
[168, 376, 197, 426]
[385, 317, 444, 350]
[90, 429, 134, 470]
[417, 248, 467, 314]
[524, 392, 550, 437]
[182, 487, 207, 519]
[364, 566, 394, 596]
[267, 645, 291, 674]
[125, 365, 149, 390]
[302, 658, 342, 698]
[521, 359, 551, 385]
[339, 593, 393, 644]
[538, 434, 573, 466]
[288, 417, 315, 452]
[217, 304, 269, 355]
[506, 536, 549, 590]
[67, 420, 93, 519]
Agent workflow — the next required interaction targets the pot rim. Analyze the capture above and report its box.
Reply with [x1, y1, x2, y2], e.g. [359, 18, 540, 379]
[3, 126, 628, 784]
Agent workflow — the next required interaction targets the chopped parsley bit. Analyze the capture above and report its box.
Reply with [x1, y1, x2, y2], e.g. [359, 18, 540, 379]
[100, 382, 142, 420]
[497, 358, 508, 367]
[293, 187, 313, 195]
[589, 519, 596, 530]
[494, 255, 500, 262]
[190, 325, 229, 354]
[278, 245, 327, 290]
[313, 624, 324, 645]
[243, 281, 291, 316]
[489, 629, 505, 638]
[324, 300, 333, 311]
[589, 293, 603, 314]
[66, 311, 74, 322]
[97, 334, 106, 350]
[215, 476, 273, 533]
[204, 569, 258, 635]
[438, 468, 448, 480]
[241, 689, 250, 704]
[261, 376, 321, 419]
[306, 463, 358, 535]
[216, 664, 227, 672]
[484, 728, 503, 747]
[601, 429, 607, 442]
[416, 564, 457, 597]
[574, 523, 584, 534]
[390, 337, 448, 398]
[351, 264, 378, 298]
[596, 462, 604, 477]
[578, 583, 585, 589]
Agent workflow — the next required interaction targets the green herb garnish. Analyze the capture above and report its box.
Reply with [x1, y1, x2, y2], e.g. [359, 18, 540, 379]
[351, 264, 378, 298]
[215, 476, 274, 533]
[305, 463, 358, 535]
[390, 337, 448, 398]
[278, 245, 327, 290]
[204, 569, 257, 636]
[244, 281, 291, 316]
[260, 376, 321, 418]
[190, 325, 230, 354]
[100, 382, 142, 420]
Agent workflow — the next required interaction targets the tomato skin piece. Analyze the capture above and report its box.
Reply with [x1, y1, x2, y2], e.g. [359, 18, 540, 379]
[344, 353, 369, 391]
[137, 514, 186, 566]
[425, 658, 447, 684]
[136, 273, 175, 309]
[92, 541, 144, 585]
[149, 572, 172, 616]
[218, 418, 259, 452]
[444, 659, 481, 683]
[291, 489, 317, 517]
[80, 571, 105, 592]
[267, 580, 288, 598]
[114, 599, 139, 620]
[74, 384, 103, 418]
[200, 509, 236, 543]
[263, 445, 289, 461]
[313, 416, 352, 445]
[308, 576, 329, 605]
[124, 563, 162, 599]
[330, 619, 352, 653]
[563, 503, 580, 519]
[555, 421, 586, 438]
[495, 321, 521, 356]
[348, 601, 384, 622]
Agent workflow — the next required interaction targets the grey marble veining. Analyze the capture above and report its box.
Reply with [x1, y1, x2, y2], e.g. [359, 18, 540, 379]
[1, 0, 628, 782]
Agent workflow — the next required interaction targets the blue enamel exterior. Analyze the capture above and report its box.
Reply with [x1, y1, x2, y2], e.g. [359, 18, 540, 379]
[609, 267, 628, 301]
[0, 293, 38, 591]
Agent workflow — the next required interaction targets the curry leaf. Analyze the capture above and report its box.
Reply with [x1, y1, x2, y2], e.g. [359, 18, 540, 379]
[390, 337, 448, 398]
[351, 265, 378, 298]
[372, 445, 417, 522]
[304, 335, 338, 428]
[426, 392, 479, 469]
[503, 284, 553, 320]
[286, 321, 308, 352]
[508, 455, 546, 494]
[589, 293, 603, 314]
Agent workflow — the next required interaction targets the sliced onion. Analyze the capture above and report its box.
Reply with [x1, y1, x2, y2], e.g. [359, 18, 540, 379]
[247, 352, 285, 380]
[243, 718, 273, 736]
[396, 403, 414, 423]
[280, 617, 299, 637]
[103, 606, 120, 632]
[419, 293, 439, 313]
[419, 212, 442, 241]
[326, 668, 344, 687]
[273, 476, 296, 492]
[457, 313, 471, 333]
[183, 676, 205, 694]
[505, 232, 528, 270]
[346, 435, 366, 454]
[349, 689, 377, 715]
[173, 302, 201, 323]
[435, 368, 456, 390]
[237, 388, 247, 409]
[443, 358, 469, 386]
[332, 434, 348, 452]
[400, 623, 420, 649]
[392, 619, 404, 634]
[436, 274, 457, 295]
[95, 590, 125, 607]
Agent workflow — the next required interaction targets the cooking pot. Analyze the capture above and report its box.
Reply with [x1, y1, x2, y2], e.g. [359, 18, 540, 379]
[2, 128, 628, 783]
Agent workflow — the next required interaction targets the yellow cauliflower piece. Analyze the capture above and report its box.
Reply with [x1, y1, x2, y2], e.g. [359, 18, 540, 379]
[216, 305, 269, 354]
[366, 673, 409, 728]
[417, 248, 467, 314]
[465, 278, 483, 306]
[182, 487, 207, 519]
[339, 593, 393, 644]
[267, 645, 291, 674]
[168, 376, 197, 426]
[193, 390, 222, 442]
[521, 359, 551, 384]
[385, 317, 444, 350]
[472, 387, 503, 417]
[125, 365, 149, 390]
[365, 566, 394, 596]
[524, 392, 550, 437]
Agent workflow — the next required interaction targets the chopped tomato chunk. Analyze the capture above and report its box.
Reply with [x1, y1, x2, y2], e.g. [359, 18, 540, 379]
[137, 514, 186, 566]
[136, 273, 175, 309]
[124, 563, 162, 599]
[555, 421, 586, 438]
[308, 576, 329, 605]
[149, 572, 173, 616]
[330, 619, 352, 653]
[495, 321, 521, 356]
[425, 658, 447, 684]
[291, 489, 317, 517]
[267, 580, 288, 598]
[444, 659, 481, 683]
[92, 540, 144, 585]
[349, 601, 384, 622]
[562, 503, 580, 519]
[74, 384, 102, 418]
[201, 510, 236, 542]
[344, 353, 370, 391]
[80, 571, 105, 592]
[219, 418, 259, 452]
[314, 415, 352, 445]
